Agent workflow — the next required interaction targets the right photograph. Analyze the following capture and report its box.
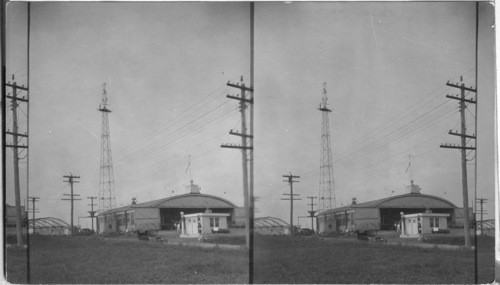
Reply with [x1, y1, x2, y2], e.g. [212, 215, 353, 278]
[252, 2, 495, 284]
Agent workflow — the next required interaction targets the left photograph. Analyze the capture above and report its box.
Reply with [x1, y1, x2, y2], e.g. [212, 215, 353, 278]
[3, 2, 254, 284]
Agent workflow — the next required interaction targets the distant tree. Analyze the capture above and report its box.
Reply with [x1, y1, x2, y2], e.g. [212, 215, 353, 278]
[351, 197, 357, 205]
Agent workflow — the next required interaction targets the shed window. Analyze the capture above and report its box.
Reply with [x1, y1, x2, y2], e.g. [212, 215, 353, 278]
[430, 218, 439, 228]
[209, 218, 220, 227]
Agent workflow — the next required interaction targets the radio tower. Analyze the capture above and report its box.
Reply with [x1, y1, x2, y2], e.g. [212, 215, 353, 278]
[98, 83, 116, 212]
[318, 82, 336, 212]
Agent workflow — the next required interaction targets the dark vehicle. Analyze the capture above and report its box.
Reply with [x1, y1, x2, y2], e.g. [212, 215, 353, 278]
[79, 228, 94, 236]
[298, 228, 314, 236]
[211, 227, 230, 234]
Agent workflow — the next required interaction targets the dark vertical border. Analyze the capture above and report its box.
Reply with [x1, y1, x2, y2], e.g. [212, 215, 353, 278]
[26, 2, 31, 283]
[249, 3, 254, 284]
[473, 1, 479, 284]
[1, 0, 8, 280]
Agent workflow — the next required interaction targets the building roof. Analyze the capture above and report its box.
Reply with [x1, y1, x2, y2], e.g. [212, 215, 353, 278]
[404, 213, 450, 218]
[99, 204, 134, 215]
[318, 193, 458, 216]
[134, 193, 236, 208]
[98, 193, 236, 216]
[184, 212, 230, 217]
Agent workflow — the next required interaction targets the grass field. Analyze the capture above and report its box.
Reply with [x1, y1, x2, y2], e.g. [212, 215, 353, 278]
[6, 235, 248, 284]
[5, 232, 495, 284]
[253, 234, 495, 284]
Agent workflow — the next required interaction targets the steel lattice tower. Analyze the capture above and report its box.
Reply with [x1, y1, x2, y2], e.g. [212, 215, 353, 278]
[98, 84, 116, 212]
[318, 82, 336, 212]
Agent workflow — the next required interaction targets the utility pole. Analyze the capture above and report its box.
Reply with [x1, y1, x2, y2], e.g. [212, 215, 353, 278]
[440, 76, 476, 249]
[281, 173, 301, 236]
[28, 196, 39, 234]
[221, 77, 253, 248]
[87, 196, 97, 232]
[307, 196, 317, 232]
[62, 173, 81, 236]
[5, 75, 29, 247]
[475, 198, 487, 235]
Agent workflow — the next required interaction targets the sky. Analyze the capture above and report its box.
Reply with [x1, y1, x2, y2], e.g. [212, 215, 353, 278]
[4, 1, 496, 230]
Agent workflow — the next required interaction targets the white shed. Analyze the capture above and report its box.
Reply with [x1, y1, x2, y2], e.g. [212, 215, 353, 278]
[181, 212, 230, 238]
[400, 213, 450, 238]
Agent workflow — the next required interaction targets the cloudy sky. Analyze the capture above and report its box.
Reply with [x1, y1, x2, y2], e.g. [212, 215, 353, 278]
[5, 2, 495, 229]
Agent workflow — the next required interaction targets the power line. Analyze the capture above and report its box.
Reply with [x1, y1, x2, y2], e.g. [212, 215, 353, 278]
[334, 103, 457, 170]
[110, 99, 235, 167]
[339, 72, 476, 156]
[111, 73, 247, 158]
[335, 100, 456, 166]
[111, 88, 228, 157]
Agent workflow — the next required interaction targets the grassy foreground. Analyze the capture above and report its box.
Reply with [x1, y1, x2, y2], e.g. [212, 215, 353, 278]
[6, 235, 248, 284]
[253, 234, 495, 284]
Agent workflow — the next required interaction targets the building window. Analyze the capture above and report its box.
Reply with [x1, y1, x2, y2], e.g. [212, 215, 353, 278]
[328, 224, 332, 229]
[108, 224, 112, 229]
[215, 218, 219, 227]
[430, 218, 439, 228]
[210, 218, 214, 227]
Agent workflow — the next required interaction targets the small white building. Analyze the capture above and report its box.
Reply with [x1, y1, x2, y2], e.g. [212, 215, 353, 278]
[181, 212, 230, 238]
[400, 212, 450, 238]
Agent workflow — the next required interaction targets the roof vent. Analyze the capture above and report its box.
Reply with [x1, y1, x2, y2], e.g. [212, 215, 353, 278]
[406, 180, 421, 194]
[185, 180, 201, 194]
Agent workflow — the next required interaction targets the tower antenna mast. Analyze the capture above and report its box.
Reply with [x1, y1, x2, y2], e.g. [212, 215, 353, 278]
[318, 82, 336, 212]
[98, 83, 116, 212]
[186, 154, 193, 183]
[405, 154, 414, 183]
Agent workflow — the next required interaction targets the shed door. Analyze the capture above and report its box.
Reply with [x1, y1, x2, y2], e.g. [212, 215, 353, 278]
[190, 219, 197, 234]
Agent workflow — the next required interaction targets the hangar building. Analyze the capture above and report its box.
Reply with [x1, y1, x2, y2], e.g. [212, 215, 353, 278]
[317, 181, 473, 233]
[97, 182, 244, 233]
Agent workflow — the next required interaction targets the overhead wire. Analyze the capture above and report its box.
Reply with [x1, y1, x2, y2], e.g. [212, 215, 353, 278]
[112, 89, 235, 164]
[117, 113, 238, 180]
[78, 91, 238, 180]
[112, 73, 246, 157]
[339, 72, 476, 155]
[287, 81, 466, 190]
[113, 102, 237, 168]
[333, 101, 457, 168]
[95, 105, 238, 190]
[112, 87, 228, 157]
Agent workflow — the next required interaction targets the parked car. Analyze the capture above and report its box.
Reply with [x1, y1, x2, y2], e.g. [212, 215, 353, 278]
[298, 228, 314, 236]
[79, 228, 94, 236]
